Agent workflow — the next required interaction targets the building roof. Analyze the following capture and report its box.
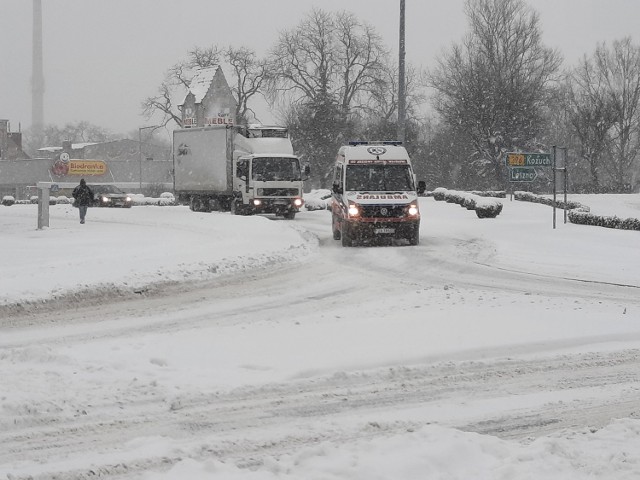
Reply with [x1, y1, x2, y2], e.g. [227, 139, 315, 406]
[38, 142, 98, 152]
[179, 66, 219, 106]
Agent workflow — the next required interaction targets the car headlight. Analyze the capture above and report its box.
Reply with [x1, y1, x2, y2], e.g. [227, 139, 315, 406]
[125, 196, 132, 202]
[101, 196, 110, 203]
[253, 199, 262, 206]
[407, 203, 419, 216]
[348, 202, 360, 217]
[293, 197, 303, 207]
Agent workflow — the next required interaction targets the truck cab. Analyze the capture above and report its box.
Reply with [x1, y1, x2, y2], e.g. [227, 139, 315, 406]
[230, 125, 307, 219]
[331, 141, 420, 246]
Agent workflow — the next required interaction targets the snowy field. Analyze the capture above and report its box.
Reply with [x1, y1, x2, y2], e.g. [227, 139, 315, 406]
[1, 193, 640, 479]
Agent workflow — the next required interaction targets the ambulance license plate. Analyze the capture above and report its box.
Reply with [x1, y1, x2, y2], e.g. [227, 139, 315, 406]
[375, 227, 395, 234]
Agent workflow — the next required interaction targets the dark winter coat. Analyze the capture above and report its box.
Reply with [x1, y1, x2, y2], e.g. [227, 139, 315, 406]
[72, 182, 94, 207]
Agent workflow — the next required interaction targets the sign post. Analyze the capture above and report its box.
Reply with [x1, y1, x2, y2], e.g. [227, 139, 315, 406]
[552, 146, 569, 229]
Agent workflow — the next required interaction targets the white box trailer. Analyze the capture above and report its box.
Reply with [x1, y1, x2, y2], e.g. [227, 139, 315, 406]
[173, 126, 232, 211]
[173, 125, 308, 218]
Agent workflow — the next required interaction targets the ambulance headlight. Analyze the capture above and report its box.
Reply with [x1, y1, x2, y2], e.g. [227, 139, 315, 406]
[407, 203, 419, 216]
[293, 197, 303, 207]
[348, 203, 360, 217]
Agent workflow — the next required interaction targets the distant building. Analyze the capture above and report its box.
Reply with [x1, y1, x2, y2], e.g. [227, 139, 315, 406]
[178, 66, 237, 128]
[0, 132, 173, 200]
[0, 119, 28, 160]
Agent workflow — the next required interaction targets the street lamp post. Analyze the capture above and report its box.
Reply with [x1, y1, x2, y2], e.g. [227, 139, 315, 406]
[398, 0, 406, 144]
[138, 125, 159, 193]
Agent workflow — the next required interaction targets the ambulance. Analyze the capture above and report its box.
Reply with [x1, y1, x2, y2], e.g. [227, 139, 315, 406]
[330, 141, 421, 246]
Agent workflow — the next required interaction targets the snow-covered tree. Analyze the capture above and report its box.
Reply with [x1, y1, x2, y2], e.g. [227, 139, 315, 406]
[428, 0, 561, 188]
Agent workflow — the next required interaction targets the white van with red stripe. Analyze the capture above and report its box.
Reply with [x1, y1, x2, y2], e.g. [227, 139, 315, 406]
[331, 141, 421, 246]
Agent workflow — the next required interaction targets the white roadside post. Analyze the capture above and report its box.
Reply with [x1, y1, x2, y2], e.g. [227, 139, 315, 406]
[37, 181, 52, 229]
[36, 182, 74, 229]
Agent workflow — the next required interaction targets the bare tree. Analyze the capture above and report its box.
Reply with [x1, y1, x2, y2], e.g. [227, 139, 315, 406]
[227, 47, 269, 124]
[268, 8, 389, 185]
[268, 9, 387, 117]
[596, 38, 640, 189]
[428, 0, 561, 188]
[563, 55, 618, 190]
[142, 45, 268, 128]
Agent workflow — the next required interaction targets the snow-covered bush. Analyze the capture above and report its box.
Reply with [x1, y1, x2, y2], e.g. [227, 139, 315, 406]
[513, 191, 586, 211]
[568, 209, 640, 230]
[432, 187, 447, 201]
[56, 195, 71, 205]
[514, 191, 640, 230]
[30, 195, 38, 204]
[156, 192, 176, 206]
[470, 190, 507, 198]
[474, 197, 503, 218]
[304, 189, 332, 211]
[433, 189, 503, 219]
[2, 195, 16, 206]
[157, 196, 176, 206]
[130, 194, 175, 206]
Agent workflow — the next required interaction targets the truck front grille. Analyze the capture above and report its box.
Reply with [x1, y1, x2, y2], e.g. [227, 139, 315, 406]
[260, 188, 299, 196]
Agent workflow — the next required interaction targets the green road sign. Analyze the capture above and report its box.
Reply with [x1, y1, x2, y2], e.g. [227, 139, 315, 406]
[505, 152, 552, 167]
[509, 167, 537, 182]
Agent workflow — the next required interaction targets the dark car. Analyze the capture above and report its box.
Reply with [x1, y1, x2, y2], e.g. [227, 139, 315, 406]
[90, 184, 133, 208]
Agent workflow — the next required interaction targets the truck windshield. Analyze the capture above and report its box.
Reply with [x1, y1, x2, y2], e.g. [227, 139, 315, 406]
[345, 164, 414, 192]
[252, 157, 301, 181]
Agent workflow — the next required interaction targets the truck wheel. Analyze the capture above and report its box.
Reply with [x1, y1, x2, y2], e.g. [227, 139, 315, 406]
[219, 198, 232, 212]
[341, 226, 353, 247]
[231, 198, 245, 216]
[190, 196, 202, 212]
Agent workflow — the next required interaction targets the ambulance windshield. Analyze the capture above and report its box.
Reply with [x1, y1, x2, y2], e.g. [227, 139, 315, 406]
[345, 164, 414, 192]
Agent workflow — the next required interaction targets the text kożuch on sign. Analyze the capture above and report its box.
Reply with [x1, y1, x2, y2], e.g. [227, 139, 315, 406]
[505, 153, 552, 167]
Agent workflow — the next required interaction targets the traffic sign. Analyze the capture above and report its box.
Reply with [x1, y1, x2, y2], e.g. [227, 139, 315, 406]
[505, 152, 552, 167]
[509, 167, 537, 182]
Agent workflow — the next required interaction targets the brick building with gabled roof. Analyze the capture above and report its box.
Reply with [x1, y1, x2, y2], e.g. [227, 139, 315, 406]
[178, 66, 237, 128]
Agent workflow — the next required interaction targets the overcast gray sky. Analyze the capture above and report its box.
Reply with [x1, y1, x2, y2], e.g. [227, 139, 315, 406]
[1, 0, 639, 135]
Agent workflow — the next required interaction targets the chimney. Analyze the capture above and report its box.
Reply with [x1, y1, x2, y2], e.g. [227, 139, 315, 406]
[32, 0, 45, 131]
[0, 120, 8, 159]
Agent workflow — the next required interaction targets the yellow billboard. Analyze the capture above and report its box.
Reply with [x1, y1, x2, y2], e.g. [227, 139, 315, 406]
[68, 160, 108, 176]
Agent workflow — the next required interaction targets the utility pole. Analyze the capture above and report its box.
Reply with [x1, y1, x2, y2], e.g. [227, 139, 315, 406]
[397, 0, 406, 144]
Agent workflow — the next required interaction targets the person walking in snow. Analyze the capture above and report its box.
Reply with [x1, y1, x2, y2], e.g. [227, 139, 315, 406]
[72, 178, 94, 224]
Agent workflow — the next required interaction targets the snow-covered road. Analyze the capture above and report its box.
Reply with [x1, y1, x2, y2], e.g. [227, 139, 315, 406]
[1, 196, 640, 479]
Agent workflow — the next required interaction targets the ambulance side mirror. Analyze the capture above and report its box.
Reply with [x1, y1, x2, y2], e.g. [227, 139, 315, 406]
[417, 180, 426, 195]
[332, 183, 343, 195]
